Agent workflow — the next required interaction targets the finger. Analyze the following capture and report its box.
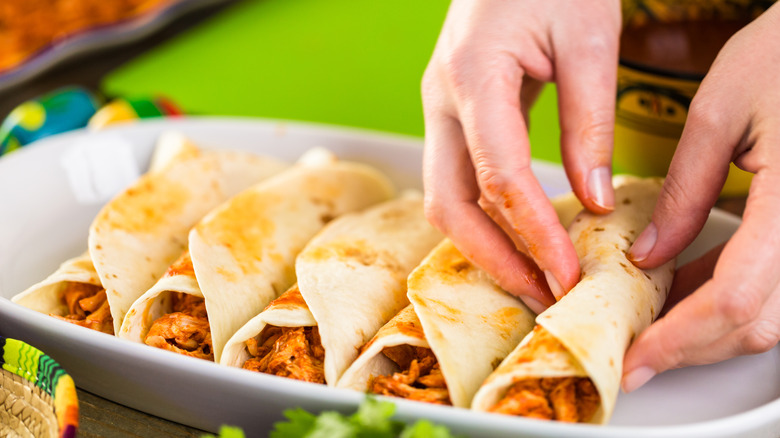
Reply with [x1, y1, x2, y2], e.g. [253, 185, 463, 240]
[660, 242, 725, 316]
[622, 171, 780, 392]
[452, 60, 580, 298]
[628, 73, 752, 269]
[422, 112, 555, 312]
[554, 3, 621, 214]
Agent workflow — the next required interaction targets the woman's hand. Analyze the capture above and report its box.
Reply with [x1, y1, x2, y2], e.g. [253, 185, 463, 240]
[421, 0, 621, 312]
[623, 3, 780, 392]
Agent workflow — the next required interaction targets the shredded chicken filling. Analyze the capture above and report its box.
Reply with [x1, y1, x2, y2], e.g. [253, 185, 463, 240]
[489, 377, 600, 422]
[369, 345, 451, 405]
[51, 282, 113, 335]
[145, 293, 213, 361]
[243, 326, 325, 384]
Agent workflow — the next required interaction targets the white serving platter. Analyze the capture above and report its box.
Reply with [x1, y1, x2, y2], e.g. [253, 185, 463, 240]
[0, 117, 777, 437]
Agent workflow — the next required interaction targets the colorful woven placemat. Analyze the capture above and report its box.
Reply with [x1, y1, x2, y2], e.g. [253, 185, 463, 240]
[0, 336, 78, 438]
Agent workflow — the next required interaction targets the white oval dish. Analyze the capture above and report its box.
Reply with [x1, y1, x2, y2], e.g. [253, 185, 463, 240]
[0, 117, 777, 437]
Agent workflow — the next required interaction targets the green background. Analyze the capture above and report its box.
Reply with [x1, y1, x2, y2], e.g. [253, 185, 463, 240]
[103, 0, 562, 164]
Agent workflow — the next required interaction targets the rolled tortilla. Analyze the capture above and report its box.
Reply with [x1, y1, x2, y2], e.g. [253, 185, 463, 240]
[220, 193, 443, 384]
[190, 149, 396, 363]
[89, 147, 288, 335]
[472, 176, 676, 424]
[117, 250, 214, 360]
[11, 252, 112, 333]
[12, 132, 270, 335]
[337, 239, 537, 408]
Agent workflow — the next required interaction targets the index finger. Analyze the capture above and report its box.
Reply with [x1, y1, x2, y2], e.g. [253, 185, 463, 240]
[454, 60, 581, 297]
[622, 171, 780, 390]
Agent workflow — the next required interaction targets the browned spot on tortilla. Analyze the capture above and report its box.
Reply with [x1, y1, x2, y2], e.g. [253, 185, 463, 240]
[643, 272, 652, 280]
[449, 259, 471, 273]
[491, 357, 503, 370]
[197, 190, 278, 275]
[593, 227, 605, 232]
[622, 198, 631, 205]
[216, 266, 239, 283]
[303, 239, 377, 266]
[609, 358, 615, 367]
[619, 262, 635, 277]
[490, 306, 525, 329]
[394, 319, 425, 340]
[426, 298, 462, 320]
[97, 175, 192, 234]
[264, 284, 309, 311]
[514, 325, 570, 365]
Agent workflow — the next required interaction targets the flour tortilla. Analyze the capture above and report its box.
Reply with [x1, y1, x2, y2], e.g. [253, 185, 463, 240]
[11, 132, 248, 324]
[219, 192, 443, 382]
[11, 252, 101, 316]
[117, 250, 202, 343]
[471, 176, 676, 424]
[190, 149, 396, 363]
[337, 238, 537, 408]
[89, 146, 288, 334]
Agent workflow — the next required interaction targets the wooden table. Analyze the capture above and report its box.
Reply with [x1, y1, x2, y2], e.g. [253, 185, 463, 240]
[0, 3, 748, 434]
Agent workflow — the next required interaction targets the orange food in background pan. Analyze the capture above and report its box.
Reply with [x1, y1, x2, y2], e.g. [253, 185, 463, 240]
[0, 0, 176, 72]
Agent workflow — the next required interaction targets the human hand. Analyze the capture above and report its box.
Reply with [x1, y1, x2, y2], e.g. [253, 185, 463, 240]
[623, 3, 780, 392]
[421, 0, 621, 313]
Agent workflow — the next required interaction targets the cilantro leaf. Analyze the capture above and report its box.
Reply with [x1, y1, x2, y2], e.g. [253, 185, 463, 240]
[268, 396, 461, 438]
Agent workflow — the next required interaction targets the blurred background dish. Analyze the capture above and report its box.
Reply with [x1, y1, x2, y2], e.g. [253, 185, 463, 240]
[0, 0, 228, 93]
[0, 335, 79, 438]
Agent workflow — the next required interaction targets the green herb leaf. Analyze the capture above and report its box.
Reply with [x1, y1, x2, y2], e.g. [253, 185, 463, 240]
[268, 397, 461, 438]
[200, 425, 246, 438]
[400, 420, 457, 438]
[269, 408, 318, 438]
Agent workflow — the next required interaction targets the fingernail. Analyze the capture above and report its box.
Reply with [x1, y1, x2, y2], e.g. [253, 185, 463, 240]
[622, 366, 656, 393]
[522, 297, 548, 314]
[587, 166, 615, 210]
[628, 222, 657, 263]
[544, 270, 565, 301]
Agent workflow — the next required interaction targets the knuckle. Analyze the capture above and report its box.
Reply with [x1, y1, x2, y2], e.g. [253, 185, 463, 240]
[577, 113, 616, 153]
[579, 33, 616, 59]
[658, 172, 708, 221]
[475, 166, 516, 204]
[438, 46, 479, 93]
[741, 320, 780, 354]
[715, 288, 763, 328]
[686, 97, 728, 135]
